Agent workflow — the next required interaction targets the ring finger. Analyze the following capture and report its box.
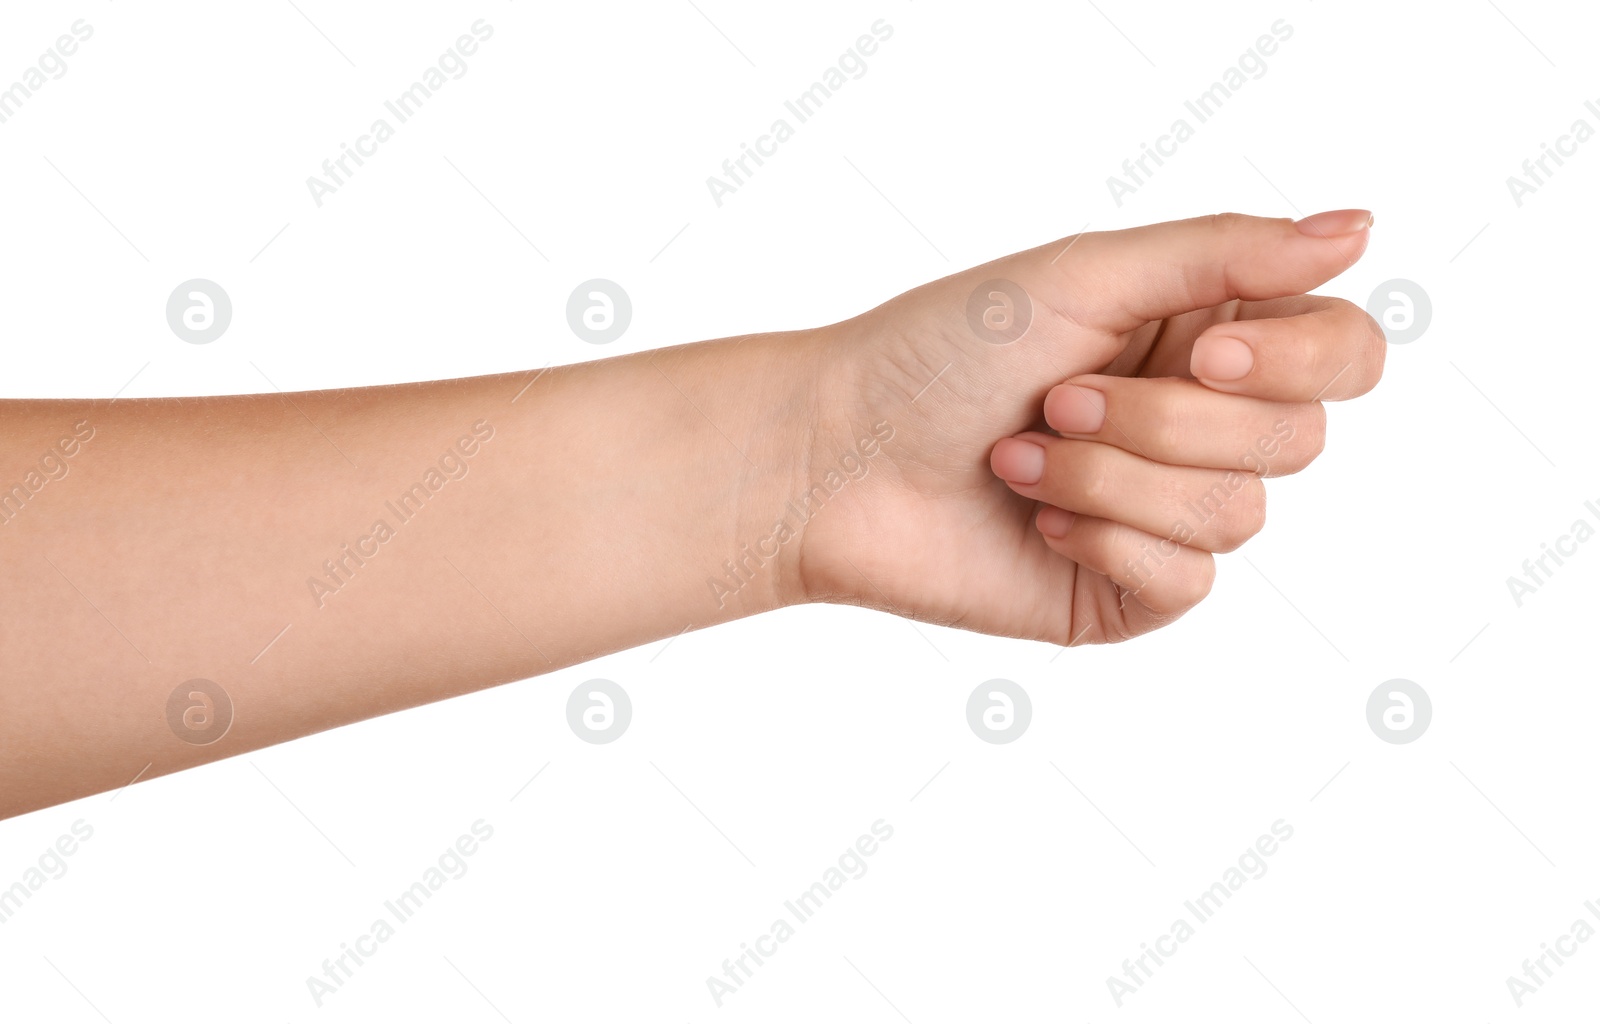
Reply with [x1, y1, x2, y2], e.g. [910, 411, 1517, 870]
[991, 432, 1267, 553]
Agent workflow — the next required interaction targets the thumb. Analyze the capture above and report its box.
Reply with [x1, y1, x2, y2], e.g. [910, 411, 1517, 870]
[1024, 210, 1372, 333]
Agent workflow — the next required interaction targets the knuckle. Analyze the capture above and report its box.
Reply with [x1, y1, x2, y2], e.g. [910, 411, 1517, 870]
[1323, 296, 1362, 321]
[1271, 403, 1326, 474]
[1041, 233, 1110, 328]
[1044, 280, 1099, 332]
[1361, 310, 1388, 391]
[1214, 476, 1267, 551]
[1208, 211, 1252, 235]
[1178, 554, 1217, 608]
[1299, 403, 1328, 464]
[1237, 478, 1269, 538]
[1323, 300, 1387, 398]
[1063, 443, 1114, 509]
[1152, 397, 1193, 459]
[1077, 460, 1113, 509]
[1292, 326, 1326, 378]
[1049, 441, 1109, 510]
[1146, 551, 1216, 617]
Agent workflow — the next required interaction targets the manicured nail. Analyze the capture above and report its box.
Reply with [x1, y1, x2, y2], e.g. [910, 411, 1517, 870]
[1190, 335, 1254, 381]
[991, 437, 1046, 485]
[1037, 506, 1076, 538]
[1293, 209, 1373, 238]
[1049, 384, 1106, 434]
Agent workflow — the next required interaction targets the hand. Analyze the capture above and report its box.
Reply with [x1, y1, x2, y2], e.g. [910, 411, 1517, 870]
[0, 209, 1383, 815]
[796, 211, 1385, 646]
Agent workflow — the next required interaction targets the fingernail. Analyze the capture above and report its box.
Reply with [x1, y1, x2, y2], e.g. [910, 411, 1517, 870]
[1049, 385, 1106, 434]
[1190, 335, 1254, 381]
[1293, 209, 1373, 238]
[1037, 506, 1076, 538]
[992, 437, 1046, 485]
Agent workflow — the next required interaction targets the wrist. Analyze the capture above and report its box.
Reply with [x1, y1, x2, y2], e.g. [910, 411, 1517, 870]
[676, 327, 834, 617]
[784, 313, 911, 610]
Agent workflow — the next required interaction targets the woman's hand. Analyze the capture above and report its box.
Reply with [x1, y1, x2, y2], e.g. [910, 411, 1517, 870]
[0, 209, 1384, 815]
[795, 210, 1386, 645]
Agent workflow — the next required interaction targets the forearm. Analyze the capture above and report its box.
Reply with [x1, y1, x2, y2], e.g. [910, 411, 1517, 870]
[0, 330, 826, 817]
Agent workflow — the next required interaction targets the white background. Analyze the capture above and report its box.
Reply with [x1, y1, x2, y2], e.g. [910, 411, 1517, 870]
[1, 0, 1596, 1020]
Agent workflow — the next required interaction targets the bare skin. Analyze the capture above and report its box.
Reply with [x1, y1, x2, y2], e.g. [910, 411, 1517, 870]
[0, 210, 1384, 819]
